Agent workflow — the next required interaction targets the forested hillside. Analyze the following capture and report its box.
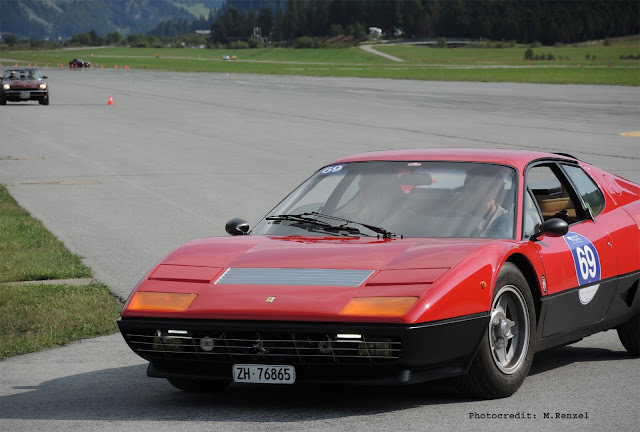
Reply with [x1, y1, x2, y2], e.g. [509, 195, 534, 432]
[211, 0, 639, 45]
[0, 0, 221, 40]
[1, 0, 638, 45]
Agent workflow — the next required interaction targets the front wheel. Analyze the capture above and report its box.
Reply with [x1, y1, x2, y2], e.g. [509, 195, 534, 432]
[616, 312, 639, 356]
[456, 263, 536, 399]
[39, 95, 49, 105]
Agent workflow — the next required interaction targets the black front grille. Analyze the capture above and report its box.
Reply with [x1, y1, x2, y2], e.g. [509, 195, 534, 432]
[124, 329, 401, 364]
[6, 90, 46, 95]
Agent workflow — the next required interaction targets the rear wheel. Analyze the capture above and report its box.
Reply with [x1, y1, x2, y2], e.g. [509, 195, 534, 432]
[167, 377, 230, 392]
[617, 312, 639, 356]
[456, 263, 536, 399]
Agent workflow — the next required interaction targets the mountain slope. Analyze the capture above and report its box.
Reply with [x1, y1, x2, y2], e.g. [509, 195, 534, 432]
[0, 0, 220, 40]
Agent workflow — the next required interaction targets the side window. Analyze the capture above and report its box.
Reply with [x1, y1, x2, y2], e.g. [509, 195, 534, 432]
[523, 190, 543, 238]
[561, 164, 605, 217]
[527, 165, 584, 224]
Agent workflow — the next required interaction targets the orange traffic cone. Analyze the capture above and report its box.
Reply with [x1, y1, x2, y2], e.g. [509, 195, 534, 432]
[108, 95, 114, 106]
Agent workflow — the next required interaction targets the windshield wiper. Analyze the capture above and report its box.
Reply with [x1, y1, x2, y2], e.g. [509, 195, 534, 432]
[307, 212, 399, 239]
[265, 213, 365, 236]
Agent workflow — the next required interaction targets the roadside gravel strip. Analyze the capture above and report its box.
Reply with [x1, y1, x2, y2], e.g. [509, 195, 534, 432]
[0, 278, 96, 287]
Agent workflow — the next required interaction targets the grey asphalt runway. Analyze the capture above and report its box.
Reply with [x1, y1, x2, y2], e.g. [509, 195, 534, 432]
[0, 68, 638, 431]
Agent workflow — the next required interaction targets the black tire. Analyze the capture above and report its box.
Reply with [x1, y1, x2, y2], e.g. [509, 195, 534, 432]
[0, 93, 6, 105]
[617, 312, 639, 356]
[39, 95, 49, 105]
[167, 377, 230, 392]
[456, 263, 536, 399]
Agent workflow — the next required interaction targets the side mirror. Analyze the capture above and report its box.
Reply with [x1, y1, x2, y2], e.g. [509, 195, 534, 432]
[42, 76, 48, 79]
[225, 218, 250, 236]
[530, 218, 569, 242]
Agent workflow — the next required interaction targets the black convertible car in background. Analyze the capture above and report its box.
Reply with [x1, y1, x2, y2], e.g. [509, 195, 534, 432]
[69, 58, 91, 68]
[0, 68, 49, 105]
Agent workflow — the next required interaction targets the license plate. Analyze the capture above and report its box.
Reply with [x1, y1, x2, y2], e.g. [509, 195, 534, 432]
[20, 91, 30, 99]
[232, 364, 295, 384]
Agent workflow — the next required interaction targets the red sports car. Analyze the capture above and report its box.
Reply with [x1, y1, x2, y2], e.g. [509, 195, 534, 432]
[0, 68, 49, 105]
[118, 149, 639, 398]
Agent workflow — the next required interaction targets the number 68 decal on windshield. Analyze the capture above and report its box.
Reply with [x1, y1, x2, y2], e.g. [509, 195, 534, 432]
[563, 233, 601, 286]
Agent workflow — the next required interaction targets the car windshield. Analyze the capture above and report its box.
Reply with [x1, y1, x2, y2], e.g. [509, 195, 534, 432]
[252, 161, 517, 239]
[3, 69, 41, 80]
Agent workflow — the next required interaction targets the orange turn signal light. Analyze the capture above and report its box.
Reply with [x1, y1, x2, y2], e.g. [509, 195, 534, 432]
[340, 297, 419, 317]
[127, 292, 197, 312]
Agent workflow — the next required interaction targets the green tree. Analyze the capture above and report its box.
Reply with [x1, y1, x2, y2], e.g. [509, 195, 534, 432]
[257, 7, 273, 38]
[352, 22, 366, 39]
[126, 34, 148, 48]
[4, 34, 18, 47]
[283, 0, 300, 39]
[273, 7, 285, 41]
[212, 18, 227, 44]
[88, 30, 100, 46]
[310, 0, 330, 36]
[105, 32, 123, 45]
[69, 32, 91, 46]
[329, 24, 344, 37]
[246, 10, 258, 37]
[224, 7, 244, 38]
[524, 48, 534, 60]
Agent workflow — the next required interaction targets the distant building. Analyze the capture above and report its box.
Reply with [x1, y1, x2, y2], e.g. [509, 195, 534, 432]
[368, 27, 382, 36]
[195, 30, 211, 35]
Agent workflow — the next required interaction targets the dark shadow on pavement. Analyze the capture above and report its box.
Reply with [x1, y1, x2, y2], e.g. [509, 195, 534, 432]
[0, 364, 463, 422]
[0, 343, 633, 422]
[529, 343, 633, 376]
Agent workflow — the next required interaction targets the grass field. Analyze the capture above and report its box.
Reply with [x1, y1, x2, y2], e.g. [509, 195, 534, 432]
[2, 39, 638, 85]
[0, 282, 123, 359]
[377, 40, 640, 65]
[0, 184, 122, 359]
[0, 185, 92, 283]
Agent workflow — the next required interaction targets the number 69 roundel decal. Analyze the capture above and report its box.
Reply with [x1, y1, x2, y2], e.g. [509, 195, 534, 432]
[563, 233, 601, 286]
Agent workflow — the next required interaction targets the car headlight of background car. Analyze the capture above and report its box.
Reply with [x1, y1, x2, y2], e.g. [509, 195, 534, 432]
[2, 84, 9, 90]
[39, 83, 47, 90]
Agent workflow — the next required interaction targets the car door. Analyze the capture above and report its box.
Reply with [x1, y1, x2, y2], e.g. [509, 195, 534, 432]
[523, 161, 618, 337]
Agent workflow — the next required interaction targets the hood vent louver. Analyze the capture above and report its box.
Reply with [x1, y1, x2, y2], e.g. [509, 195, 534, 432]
[215, 268, 374, 287]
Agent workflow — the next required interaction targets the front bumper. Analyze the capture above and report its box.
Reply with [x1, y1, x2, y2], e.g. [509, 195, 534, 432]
[118, 313, 489, 385]
[3, 89, 48, 101]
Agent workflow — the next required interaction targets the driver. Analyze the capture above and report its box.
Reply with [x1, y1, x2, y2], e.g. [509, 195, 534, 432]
[458, 168, 509, 236]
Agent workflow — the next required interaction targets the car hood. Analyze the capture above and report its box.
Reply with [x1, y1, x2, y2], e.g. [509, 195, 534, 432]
[4, 80, 42, 89]
[123, 235, 516, 323]
[159, 235, 494, 271]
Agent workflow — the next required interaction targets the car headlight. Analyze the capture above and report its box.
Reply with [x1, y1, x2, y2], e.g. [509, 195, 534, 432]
[340, 297, 419, 317]
[2, 84, 9, 90]
[39, 83, 47, 90]
[126, 292, 197, 312]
